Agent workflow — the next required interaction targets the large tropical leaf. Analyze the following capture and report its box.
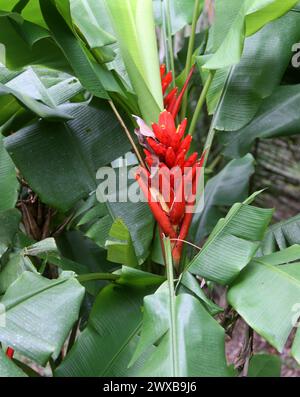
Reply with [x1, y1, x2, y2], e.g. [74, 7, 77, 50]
[209, 10, 300, 131]
[0, 11, 68, 71]
[4, 99, 131, 211]
[39, 0, 112, 99]
[55, 267, 164, 377]
[221, 85, 300, 157]
[190, 154, 255, 244]
[0, 83, 72, 121]
[228, 246, 300, 363]
[0, 271, 85, 366]
[0, 65, 83, 107]
[104, 0, 163, 123]
[69, 0, 129, 82]
[0, 348, 27, 377]
[203, 0, 298, 70]
[0, 65, 83, 131]
[130, 284, 231, 377]
[187, 194, 273, 285]
[0, 2, 126, 96]
[70, 0, 116, 50]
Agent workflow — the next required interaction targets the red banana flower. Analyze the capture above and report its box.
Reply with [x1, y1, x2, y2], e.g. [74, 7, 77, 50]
[160, 64, 195, 119]
[135, 65, 205, 267]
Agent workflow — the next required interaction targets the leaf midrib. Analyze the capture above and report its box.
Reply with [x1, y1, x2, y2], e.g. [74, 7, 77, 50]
[186, 202, 243, 272]
[101, 321, 142, 376]
[253, 258, 300, 288]
[2, 275, 70, 311]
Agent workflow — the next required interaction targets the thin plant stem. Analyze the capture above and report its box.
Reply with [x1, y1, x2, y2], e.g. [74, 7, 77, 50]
[170, 238, 201, 251]
[207, 154, 222, 172]
[77, 273, 120, 283]
[163, 0, 175, 88]
[189, 71, 215, 136]
[181, 0, 201, 119]
[202, 122, 217, 170]
[108, 100, 146, 168]
[163, 236, 179, 377]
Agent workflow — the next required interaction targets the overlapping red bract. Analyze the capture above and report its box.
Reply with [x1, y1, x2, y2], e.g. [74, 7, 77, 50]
[136, 65, 205, 265]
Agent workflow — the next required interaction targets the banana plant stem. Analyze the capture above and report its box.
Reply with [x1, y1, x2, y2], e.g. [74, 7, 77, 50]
[189, 71, 215, 136]
[77, 273, 120, 283]
[181, 0, 201, 119]
[163, 236, 179, 377]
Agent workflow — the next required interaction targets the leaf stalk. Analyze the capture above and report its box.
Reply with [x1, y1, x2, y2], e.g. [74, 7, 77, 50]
[163, 236, 179, 377]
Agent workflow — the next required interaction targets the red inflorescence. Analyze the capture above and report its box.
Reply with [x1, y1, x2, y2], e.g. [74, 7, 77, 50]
[161, 64, 195, 119]
[136, 65, 205, 265]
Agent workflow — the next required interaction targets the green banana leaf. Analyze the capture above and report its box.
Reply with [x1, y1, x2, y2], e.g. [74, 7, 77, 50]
[0, 271, 85, 366]
[203, 0, 298, 70]
[228, 246, 300, 363]
[70, 0, 116, 50]
[221, 85, 300, 157]
[105, 0, 163, 123]
[39, 0, 111, 99]
[209, 10, 300, 131]
[130, 284, 231, 377]
[187, 194, 273, 285]
[55, 267, 164, 376]
[0, 65, 83, 125]
[4, 99, 131, 211]
[0, 11, 69, 71]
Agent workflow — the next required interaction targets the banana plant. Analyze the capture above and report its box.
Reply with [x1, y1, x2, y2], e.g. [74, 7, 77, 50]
[0, 0, 300, 378]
